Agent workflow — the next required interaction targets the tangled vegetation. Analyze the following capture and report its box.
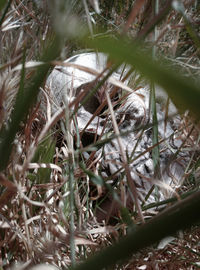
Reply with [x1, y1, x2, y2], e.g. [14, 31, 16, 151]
[0, 1, 200, 269]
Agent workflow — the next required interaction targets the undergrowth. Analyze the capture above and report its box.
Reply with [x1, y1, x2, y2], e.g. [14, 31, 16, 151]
[0, 1, 200, 269]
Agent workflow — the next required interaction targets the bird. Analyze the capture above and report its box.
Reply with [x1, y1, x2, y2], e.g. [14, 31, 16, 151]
[45, 52, 190, 220]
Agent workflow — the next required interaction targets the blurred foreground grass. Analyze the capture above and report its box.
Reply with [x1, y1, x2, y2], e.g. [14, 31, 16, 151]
[0, 1, 200, 269]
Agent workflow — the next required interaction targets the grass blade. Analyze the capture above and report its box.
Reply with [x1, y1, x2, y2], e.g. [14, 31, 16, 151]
[0, 0, 12, 26]
[86, 35, 200, 118]
[0, 37, 62, 172]
[71, 190, 200, 270]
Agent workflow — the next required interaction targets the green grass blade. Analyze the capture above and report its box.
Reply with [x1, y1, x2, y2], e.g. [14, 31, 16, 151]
[0, 0, 7, 10]
[0, 0, 12, 26]
[150, 82, 161, 179]
[86, 35, 200, 119]
[33, 136, 56, 184]
[71, 190, 200, 270]
[172, 1, 200, 49]
[0, 37, 62, 172]
[69, 162, 76, 267]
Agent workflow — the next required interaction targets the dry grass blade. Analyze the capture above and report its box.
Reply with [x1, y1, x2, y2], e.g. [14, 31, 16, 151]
[52, 60, 135, 93]
[0, 174, 17, 207]
[105, 91, 144, 223]
[123, 0, 146, 32]
[1, 1, 200, 269]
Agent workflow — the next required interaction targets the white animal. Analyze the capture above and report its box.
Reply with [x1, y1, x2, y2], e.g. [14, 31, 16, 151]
[45, 52, 188, 208]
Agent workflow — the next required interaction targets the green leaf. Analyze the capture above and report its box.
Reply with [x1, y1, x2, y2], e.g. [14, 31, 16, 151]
[0, 0, 12, 27]
[80, 163, 104, 186]
[0, 0, 6, 10]
[0, 36, 62, 172]
[33, 136, 56, 184]
[71, 190, 200, 270]
[86, 35, 200, 119]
